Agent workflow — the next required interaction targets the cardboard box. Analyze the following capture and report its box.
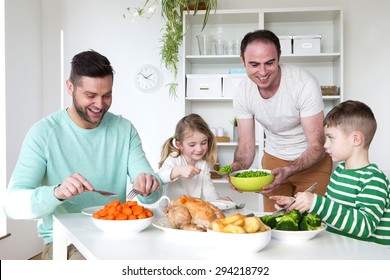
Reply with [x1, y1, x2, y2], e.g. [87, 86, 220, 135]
[222, 74, 246, 97]
[293, 35, 321, 54]
[186, 74, 222, 97]
[216, 136, 230, 142]
[278, 35, 292, 55]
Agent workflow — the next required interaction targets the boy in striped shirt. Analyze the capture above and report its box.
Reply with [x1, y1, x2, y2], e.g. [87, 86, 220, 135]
[272, 100, 390, 246]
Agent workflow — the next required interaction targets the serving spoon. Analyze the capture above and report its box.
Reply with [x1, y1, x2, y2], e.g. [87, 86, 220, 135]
[209, 170, 230, 175]
[209, 164, 234, 176]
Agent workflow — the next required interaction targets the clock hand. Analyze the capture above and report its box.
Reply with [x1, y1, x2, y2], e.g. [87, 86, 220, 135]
[145, 74, 153, 79]
[139, 72, 147, 79]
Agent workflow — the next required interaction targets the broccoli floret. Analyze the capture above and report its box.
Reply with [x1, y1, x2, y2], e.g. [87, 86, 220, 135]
[288, 209, 302, 224]
[260, 215, 277, 229]
[299, 213, 322, 231]
[275, 215, 299, 231]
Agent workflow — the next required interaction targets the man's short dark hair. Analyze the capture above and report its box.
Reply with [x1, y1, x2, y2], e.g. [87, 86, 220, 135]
[69, 50, 114, 87]
[240, 29, 281, 59]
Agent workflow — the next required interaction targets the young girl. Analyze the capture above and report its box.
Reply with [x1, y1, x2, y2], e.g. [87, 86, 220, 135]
[157, 113, 229, 201]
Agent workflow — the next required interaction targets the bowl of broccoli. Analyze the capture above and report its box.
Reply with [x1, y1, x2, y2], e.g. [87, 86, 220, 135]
[260, 210, 326, 241]
[229, 169, 274, 192]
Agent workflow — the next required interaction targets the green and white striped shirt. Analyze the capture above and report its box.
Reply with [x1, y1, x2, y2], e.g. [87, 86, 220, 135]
[311, 162, 390, 246]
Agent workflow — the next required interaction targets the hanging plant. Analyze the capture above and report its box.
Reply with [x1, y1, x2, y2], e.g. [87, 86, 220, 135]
[125, 0, 218, 98]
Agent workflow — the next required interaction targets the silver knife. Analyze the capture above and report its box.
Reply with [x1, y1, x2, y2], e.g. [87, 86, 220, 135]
[271, 182, 318, 215]
[303, 182, 318, 193]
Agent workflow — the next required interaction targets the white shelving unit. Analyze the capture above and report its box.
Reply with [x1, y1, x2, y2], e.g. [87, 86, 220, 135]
[181, 7, 343, 210]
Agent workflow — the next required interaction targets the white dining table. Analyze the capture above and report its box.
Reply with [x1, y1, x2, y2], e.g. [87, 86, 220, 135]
[52, 208, 390, 261]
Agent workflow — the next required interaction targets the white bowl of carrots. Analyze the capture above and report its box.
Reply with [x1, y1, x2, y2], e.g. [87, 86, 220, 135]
[91, 199, 154, 235]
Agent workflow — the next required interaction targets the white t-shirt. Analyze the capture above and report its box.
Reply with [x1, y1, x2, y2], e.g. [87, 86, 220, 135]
[233, 64, 324, 160]
[157, 154, 220, 201]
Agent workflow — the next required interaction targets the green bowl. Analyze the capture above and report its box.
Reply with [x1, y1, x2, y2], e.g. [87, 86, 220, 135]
[230, 169, 274, 192]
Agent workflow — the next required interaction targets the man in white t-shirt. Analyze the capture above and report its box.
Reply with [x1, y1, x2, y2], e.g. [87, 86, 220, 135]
[230, 29, 332, 211]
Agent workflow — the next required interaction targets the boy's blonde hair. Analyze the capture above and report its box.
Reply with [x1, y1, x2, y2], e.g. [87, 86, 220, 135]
[324, 100, 377, 148]
[158, 113, 217, 168]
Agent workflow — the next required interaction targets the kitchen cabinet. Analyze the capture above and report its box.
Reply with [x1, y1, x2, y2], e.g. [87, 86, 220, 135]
[181, 7, 343, 209]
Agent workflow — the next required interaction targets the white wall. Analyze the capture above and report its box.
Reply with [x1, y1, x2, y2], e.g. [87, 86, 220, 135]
[2, 0, 390, 259]
[43, 0, 185, 169]
[0, 0, 44, 260]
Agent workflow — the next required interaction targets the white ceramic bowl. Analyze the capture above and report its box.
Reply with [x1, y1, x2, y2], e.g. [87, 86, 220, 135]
[271, 224, 327, 241]
[91, 216, 153, 235]
[207, 228, 271, 254]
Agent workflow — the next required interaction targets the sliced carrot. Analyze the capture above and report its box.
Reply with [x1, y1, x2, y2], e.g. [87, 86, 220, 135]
[93, 200, 153, 220]
[92, 213, 100, 219]
[137, 212, 147, 219]
[128, 214, 137, 220]
[132, 205, 144, 216]
[125, 201, 138, 207]
[122, 207, 132, 216]
[107, 206, 116, 215]
[116, 213, 128, 220]
[144, 208, 154, 217]
[106, 199, 120, 208]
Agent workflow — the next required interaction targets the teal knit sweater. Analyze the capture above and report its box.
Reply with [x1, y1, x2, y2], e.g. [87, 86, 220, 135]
[4, 110, 162, 244]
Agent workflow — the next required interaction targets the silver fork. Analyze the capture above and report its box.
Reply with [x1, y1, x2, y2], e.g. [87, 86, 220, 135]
[235, 203, 246, 209]
[126, 189, 141, 200]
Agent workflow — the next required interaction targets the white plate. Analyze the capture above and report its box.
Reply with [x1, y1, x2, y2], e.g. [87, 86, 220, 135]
[152, 217, 205, 235]
[81, 206, 104, 216]
[271, 224, 327, 241]
[209, 200, 236, 210]
[153, 217, 211, 245]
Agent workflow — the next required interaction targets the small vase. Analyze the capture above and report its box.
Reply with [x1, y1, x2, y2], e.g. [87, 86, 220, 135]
[233, 126, 238, 142]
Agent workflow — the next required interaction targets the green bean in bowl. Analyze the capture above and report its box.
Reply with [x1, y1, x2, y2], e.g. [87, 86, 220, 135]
[230, 169, 274, 192]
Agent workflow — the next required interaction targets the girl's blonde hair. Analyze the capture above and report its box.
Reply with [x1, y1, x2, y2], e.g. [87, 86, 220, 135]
[158, 113, 217, 168]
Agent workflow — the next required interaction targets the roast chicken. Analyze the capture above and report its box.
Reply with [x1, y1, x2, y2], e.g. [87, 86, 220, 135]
[165, 195, 225, 231]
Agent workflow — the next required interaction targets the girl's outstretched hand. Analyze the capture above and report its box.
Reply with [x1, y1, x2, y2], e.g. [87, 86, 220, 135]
[172, 165, 201, 180]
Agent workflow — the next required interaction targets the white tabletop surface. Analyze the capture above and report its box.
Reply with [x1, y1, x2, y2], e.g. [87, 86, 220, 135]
[53, 210, 390, 260]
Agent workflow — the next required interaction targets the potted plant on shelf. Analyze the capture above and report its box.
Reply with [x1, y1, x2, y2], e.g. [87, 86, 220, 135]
[231, 117, 238, 142]
[127, 0, 218, 98]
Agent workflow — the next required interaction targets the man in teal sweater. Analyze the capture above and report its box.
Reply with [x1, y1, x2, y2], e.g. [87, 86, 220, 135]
[3, 50, 163, 259]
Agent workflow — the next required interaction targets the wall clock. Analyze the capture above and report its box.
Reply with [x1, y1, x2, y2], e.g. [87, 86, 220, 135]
[134, 64, 162, 92]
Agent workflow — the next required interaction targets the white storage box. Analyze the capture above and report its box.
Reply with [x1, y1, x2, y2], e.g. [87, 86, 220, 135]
[293, 35, 321, 54]
[278, 35, 292, 55]
[222, 74, 246, 97]
[186, 74, 222, 97]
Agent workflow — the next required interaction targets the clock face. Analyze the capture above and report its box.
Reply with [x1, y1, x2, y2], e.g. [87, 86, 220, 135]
[134, 65, 161, 92]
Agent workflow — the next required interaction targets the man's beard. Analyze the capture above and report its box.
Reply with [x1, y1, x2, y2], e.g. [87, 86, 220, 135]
[73, 96, 106, 127]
